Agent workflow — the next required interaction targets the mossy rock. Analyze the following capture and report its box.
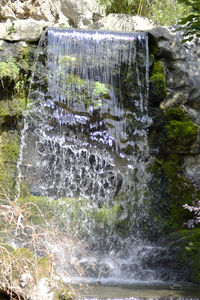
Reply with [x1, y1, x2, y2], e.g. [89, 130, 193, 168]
[94, 201, 131, 237]
[0, 57, 20, 82]
[0, 130, 19, 197]
[161, 154, 200, 230]
[0, 44, 34, 197]
[166, 120, 198, 153]
[168, 228, 200, 284]
[164, 107, 198, 154]
[165, 106, 190, 122]
[148, 107, 167, 153]
[17, 194, 93, 238]
[0, 245, 74, 299]
[149, 59, 167, 107]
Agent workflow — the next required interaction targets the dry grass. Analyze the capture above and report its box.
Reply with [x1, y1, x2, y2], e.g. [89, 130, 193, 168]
[0, 188, 97, 299]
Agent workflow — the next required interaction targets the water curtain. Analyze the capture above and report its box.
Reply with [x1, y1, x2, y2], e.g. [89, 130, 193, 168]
[18, 28, 155, 282]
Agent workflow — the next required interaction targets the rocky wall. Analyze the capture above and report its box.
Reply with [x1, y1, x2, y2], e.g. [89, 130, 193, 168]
[0, 1, 200, 286]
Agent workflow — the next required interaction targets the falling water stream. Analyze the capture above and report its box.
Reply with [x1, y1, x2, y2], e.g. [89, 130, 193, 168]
[16, 28, 200, 298]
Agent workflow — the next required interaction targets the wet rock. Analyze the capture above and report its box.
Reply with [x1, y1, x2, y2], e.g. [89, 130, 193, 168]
[184, 154, 200, 185]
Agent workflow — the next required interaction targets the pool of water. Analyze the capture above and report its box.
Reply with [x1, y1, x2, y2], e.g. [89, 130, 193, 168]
[77, 283, 200, 299]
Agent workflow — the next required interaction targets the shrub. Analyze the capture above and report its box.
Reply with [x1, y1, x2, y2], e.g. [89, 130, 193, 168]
[177, 0, 200, 42]
[99, 0, 189, 26]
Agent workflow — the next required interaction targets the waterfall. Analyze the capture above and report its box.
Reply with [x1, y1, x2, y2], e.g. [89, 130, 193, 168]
[17, 28, 161, 283]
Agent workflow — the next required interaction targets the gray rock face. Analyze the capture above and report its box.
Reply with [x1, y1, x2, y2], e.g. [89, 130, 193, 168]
[0, 19, 51, 42]
[0, 0, 62, 23]
[149, 26, 200, 112]
[91, 13, 200, 118]
[184, 154, 200, 184]
[60, 0, 105, 27]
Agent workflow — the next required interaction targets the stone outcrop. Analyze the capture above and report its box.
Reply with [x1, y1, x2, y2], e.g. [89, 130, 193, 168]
[60, 0, 105, 27]
[0, 0, 105, 41]
[0, 2, 200, 288]
[93, 13, 200, 182]
[0, 0, 65, 23]
[0, 19, 51, 42]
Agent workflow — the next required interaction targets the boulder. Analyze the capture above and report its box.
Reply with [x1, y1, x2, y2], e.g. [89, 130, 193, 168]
[0, 0, 63, 23]
[184, 154, 200, 184]
[91, 14, 154, 31]
[0, 19, 51, 42]
[60, 0, 105, 27]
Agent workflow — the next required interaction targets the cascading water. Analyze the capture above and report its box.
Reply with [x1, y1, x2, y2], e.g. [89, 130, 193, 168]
[17, 28, 168, 284]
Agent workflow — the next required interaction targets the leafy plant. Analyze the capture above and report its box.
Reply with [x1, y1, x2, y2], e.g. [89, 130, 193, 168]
[7, 24, 16, 35]
[0, 57, 20, 81]
[99, 0, 189, 26]
[99, 0, 145, 15]
[176, 0, 200, 41]
[149, 0, 190, 26]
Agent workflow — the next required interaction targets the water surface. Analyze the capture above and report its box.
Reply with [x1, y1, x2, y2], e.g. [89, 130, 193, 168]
[78, 283, 200, 299]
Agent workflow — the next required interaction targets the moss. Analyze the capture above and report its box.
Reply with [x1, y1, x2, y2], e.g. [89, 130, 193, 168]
[17, 44, 36, 73]
[93, 82, 109, 97]
[17, 195, 91, 233]
[67, 74, 86, 86]
[0, 45, 35, 197]
[0, 57, 20, 81]
[144, 159, 170, 240]
[165, 106, 190, 122]
[14, 247, 34, 261]
[166, 120, 198, 152]
[149, 59, 167, 107]
[37, 257, 52, 278]
[0, 131, 19, 197]
[149, 34, 159, 57]
[95, 203, 123, 226]
[164, 107, 198, 154]
[1, 134, 19, 163]
[0, 98, 25, 126]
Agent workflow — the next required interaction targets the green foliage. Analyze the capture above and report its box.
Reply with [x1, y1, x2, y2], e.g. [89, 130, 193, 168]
[100, 0, 142, 15]
[150, 0, 190, 26]
[0, 57, 20, 81]
[99, 0, 189, 26]
[93, 81, 109, 97]
[7, 24, 16, 35]
[177, 0, 200, 41]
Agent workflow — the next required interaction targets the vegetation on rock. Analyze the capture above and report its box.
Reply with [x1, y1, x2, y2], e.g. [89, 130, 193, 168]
[168, 228, 200, 284]
[0, 188, 94, 299]
[99, 0, 190, 26]
[149, 60, 167, 107]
